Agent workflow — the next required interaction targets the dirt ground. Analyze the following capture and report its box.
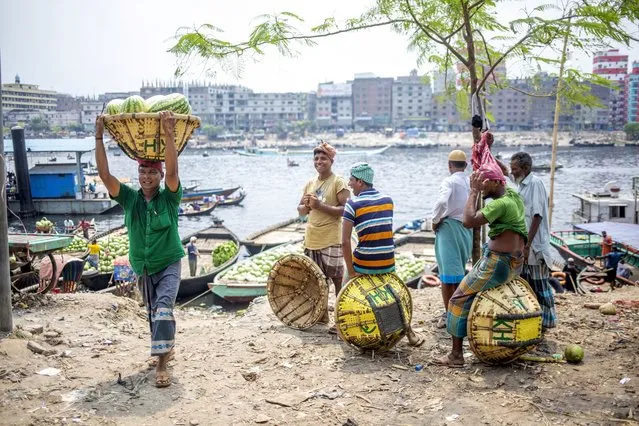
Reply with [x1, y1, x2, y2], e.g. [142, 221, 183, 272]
[1, 284, 638, 426]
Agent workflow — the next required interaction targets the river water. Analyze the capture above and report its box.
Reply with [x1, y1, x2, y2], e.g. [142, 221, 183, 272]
[6, 140, 639, 240]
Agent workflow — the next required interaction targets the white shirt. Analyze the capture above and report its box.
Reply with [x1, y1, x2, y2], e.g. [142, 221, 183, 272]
[517, 173, 553, 266]
[431, 171, 470, 224]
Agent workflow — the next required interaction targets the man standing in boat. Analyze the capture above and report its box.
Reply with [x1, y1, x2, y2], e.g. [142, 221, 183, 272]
[437, 133, 527, 367]
[297, 142, 350, 322]
[95, 112, 183, 388]
[510, 152, 556, 331]
[342, 162, 424, 347]
[430, 150, 472, 329]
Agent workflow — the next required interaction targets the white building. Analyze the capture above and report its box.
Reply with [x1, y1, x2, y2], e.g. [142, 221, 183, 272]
[247, 92, 308, 130]
[80, 100, 104, 131]
[45, 110, 81, 128]
[392, 70, 432, 128]
[315, 83, 352, 129]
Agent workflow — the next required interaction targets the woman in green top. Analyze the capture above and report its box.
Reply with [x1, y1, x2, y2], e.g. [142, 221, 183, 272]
[436, 171, 528, 368]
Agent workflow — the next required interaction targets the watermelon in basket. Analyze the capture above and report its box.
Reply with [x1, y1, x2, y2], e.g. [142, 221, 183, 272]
[103, 94, 200, 161]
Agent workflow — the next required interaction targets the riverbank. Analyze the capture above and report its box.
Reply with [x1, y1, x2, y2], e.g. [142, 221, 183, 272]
[2, 285, 638, 425]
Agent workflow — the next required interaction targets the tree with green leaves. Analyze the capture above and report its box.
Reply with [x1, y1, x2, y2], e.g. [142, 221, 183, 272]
[624, 122, 639, 141]
[202, 124, 225, 140]
[170, 0, 638, 261]
[28, 116, 49, 132]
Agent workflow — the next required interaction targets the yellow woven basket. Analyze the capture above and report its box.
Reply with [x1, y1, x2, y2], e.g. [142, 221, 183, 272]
[335, 273, 412, 352]
[467, 276, 543, 364]
[103, 113, 201, 161]
[267, 254, 329, 330]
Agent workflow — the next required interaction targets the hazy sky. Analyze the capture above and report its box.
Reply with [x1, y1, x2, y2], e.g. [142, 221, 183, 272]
[1, 0, 638, 96]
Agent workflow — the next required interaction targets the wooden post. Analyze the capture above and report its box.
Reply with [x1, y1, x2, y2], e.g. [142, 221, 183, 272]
[0, 50, 14, 333]
[548, 18, 571, 228]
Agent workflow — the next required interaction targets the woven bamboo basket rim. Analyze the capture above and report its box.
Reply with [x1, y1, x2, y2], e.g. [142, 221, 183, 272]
[335, 272, 413, 351]
[267, 254, 329, 330]
[103, 112, 201, 123]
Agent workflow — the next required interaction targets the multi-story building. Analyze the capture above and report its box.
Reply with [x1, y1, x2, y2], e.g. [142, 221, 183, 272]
[593, 49, 628, 128]
[315, 83, 352, 129]
[246, 92, 308, 131]
[352, 73, 393, 129]
[80, 99, 104, 131]
[45, 110, 81, 128]
[392, 70, 432, 128]
[572, 83, 612, 130]
[103, 91, 140, 102]
[628, 61, 639, 124]
[55, 94, 80, 112]
[489, 78, 533, 131]
[2, 75, 57, 111]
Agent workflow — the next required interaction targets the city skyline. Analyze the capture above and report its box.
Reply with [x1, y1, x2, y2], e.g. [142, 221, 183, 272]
[2, 0, 638, 97]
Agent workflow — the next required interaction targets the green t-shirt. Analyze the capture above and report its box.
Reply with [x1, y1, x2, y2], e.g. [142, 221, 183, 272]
[480, 186, 528, 243]
[112, 182, 184, 275]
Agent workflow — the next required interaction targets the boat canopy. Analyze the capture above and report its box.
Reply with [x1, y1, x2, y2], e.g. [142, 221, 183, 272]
[574, 221, 639, 251]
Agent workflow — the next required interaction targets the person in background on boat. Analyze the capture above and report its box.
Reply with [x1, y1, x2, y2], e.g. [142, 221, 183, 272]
[78, 218, 91, 239]
[430, 149, 472, 329]
[601, 231, 613, 256]
[617, 259, 631, 280]
[87, 239, 100, 270]
[298, 141, 350, 324]
[88, 181, 96, 194]
[562, 258, 580, 293]
[192, 203, 201, 212]
[186, 236, 199, 277]
[342, 162, 424, 347]
[437, 133, 527, 368]
[510, 152, 557, 331]
[64, 218, 75, 234]
[95, 112, 183, 388]
[597, 246, 625, 287]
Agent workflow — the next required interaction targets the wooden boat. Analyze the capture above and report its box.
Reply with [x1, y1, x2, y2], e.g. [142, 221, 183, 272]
[182, 186, 242, 202]
[393, 222, 437, 288]
[178, 201, 218, 217]
[241, 217, 307, 256]
[235, 145, 391, 157]
[211, 241, 303, 303]
[287, 158, 299, 167]
[531, 162, 563, 172]
[216, 191, 247, 207]
[80, 225, 127, 291]
[177, 223, 241, 299]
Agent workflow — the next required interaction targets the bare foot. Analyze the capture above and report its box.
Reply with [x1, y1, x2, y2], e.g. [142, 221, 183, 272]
[148, 347, 175, 367]
[432, 353, 464, 368]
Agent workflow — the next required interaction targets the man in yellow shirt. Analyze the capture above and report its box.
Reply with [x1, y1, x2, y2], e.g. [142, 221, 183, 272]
[298, 142, 350, 306]
[87, 239, 100, 269]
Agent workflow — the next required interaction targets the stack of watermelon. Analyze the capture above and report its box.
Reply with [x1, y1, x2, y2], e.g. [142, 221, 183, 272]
[106, 93, 192, 115]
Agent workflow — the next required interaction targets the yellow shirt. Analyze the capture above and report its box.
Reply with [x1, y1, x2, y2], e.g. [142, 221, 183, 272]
[87, 243, 100, 255]
[302, 174, 349, 250]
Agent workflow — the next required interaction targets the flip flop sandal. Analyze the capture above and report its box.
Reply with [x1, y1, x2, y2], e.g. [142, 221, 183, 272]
[408, 336, 425, 347]
[436, 314, 447, 329]
[328, 326, 338, 335]
[155, 371, 171, 388]
[431, 355, 464, 368]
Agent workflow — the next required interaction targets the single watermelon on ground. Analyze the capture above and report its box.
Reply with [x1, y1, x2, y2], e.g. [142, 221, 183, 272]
[121, 95, 148, 113]
[147, 93, 192, 114]
[105, 99, 124, 115]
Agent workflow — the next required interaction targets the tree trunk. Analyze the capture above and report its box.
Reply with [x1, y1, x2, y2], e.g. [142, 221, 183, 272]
[548, 20, 571, 228]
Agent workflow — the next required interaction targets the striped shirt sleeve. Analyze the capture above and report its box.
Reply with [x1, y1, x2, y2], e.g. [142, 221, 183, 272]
[343, 199, 356, 223]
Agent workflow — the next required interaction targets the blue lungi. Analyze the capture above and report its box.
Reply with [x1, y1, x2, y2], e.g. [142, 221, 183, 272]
[435, 218, 472, 284]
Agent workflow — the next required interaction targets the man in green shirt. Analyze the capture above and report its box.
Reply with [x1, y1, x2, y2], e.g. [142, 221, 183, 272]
[95, 112, 183, 388]
[436, 171, 527, 367]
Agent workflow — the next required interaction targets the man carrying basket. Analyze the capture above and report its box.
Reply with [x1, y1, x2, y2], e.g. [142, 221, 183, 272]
[95, 112, 184, 388]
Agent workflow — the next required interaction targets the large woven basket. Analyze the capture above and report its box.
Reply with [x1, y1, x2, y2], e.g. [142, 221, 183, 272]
[267, 254, 329, 329]
[468, 276, 543, 364]
[336, 273, 412, 352]
[103, 113, 201, 161]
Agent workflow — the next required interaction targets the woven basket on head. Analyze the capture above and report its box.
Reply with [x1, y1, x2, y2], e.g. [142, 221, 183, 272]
[267, 254, 329, 330]
[468, 276, 543, 364]
[103, 113, 201, 161]
[336, 273, 412, 352]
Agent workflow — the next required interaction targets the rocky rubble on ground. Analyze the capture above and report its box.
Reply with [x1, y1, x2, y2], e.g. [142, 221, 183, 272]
[0, 286, 637, 425]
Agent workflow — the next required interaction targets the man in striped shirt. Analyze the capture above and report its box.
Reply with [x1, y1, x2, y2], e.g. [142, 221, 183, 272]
[341, 163, 395, 278]
[342, 162, 424, 347]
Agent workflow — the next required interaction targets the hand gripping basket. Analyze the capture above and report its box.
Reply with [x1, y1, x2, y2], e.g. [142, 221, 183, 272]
[468, 276, 543, 364]
[103, 113, 201, 161]
[267, 254, 329, 329]
[336, 273, 412, 352]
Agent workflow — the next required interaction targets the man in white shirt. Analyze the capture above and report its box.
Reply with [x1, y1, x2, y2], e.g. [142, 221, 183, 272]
[431, 150, 472, 328]
[510, 152, 556, 330]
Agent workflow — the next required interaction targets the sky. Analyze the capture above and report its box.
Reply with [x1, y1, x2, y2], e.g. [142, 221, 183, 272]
[1, 0, 638, 96]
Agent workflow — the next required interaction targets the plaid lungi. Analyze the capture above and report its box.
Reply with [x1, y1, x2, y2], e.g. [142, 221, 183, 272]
[521, 262, 557, 329]
[140, 260, 181, 356]
[447, 246, 523, 338]
[305, 245, 344, 283]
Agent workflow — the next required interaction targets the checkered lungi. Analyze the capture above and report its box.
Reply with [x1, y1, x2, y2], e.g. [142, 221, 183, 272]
[305, 245, 344, 285]
[521, 262, 557, 329]
[447, 246, 523, 338]
[139, 260, 181, 356]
